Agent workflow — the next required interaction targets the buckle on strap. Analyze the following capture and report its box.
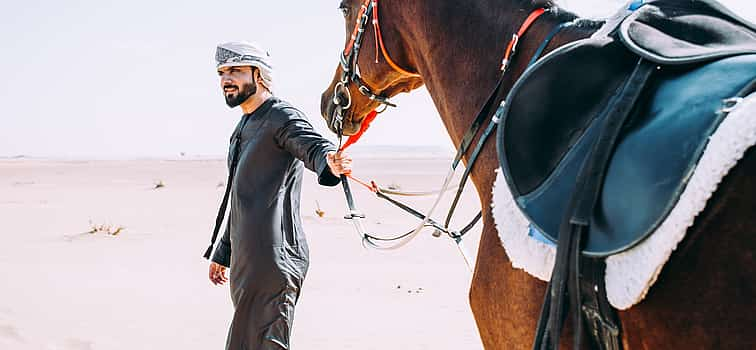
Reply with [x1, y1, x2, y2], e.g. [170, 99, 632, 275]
[582, 306, 621, 350]
[357, 85, 398, 108]
[721, 97, 744, 114]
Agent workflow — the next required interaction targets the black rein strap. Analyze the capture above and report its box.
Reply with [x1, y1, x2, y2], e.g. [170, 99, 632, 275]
[203, 114, 252, 259]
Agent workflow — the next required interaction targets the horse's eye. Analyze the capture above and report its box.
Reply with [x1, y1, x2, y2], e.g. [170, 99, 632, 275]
[339, 6, 349, 18]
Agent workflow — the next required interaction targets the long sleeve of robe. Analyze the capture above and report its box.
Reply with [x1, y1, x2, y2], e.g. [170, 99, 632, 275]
[210, 97, 340, 349]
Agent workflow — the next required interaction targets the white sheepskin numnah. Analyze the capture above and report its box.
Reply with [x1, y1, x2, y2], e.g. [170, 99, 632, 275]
[492, 93, 756, 310]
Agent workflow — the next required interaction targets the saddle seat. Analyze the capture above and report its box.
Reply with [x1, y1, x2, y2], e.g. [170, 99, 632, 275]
[619, 0, 756, 64]
[496, 0, 756, 256]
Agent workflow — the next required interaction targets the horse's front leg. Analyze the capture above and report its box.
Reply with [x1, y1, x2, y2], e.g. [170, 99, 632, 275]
[469, 215, 547, 349]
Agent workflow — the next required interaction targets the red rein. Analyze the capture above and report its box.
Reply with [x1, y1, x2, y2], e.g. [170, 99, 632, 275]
[339, 109, 378, 151]
[338, 109, 379, 193]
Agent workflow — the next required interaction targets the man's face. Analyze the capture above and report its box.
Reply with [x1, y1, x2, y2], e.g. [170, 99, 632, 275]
[218, 66, 257, 108]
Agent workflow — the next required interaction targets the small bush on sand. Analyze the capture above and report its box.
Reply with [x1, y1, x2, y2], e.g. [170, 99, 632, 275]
[315, 200, 325, 218]
[88, 221, 125, 236]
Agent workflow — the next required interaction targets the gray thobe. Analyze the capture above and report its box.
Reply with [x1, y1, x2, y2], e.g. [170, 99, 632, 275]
[211, 97, 339, 349]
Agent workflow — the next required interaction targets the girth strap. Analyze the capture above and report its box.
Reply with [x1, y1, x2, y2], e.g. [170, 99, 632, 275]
[580, 258, 620, 350]
[534, 58, 655, 350]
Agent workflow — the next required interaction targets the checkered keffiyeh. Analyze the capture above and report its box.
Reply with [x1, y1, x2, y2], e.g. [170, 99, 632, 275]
[215, 41, 274, 91]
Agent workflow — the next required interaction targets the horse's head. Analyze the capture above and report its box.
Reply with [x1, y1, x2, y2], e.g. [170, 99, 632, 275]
[320, 0, 424, 136]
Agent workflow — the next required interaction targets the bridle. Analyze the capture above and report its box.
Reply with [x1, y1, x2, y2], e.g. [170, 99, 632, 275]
[330, 1, 560, 267]
[331, 0, 437, 252]
[331, 0, 421, 132]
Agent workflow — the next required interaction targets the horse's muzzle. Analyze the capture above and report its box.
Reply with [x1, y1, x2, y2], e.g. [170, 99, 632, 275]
[320, 92, 339, 132]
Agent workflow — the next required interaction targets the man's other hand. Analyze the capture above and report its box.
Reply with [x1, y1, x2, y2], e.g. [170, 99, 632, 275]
[327, 151, 353, 176]
[209, 262, 228, 285]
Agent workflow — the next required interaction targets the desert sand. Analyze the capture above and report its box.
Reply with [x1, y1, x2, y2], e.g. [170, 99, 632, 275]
[0, 153, 485, 349]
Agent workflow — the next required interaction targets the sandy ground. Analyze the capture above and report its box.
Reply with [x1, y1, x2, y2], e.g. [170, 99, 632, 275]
[0, 156, 484, 350]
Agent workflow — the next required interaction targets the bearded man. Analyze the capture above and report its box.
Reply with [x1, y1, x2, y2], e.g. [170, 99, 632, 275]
[203, 41, 351, 349]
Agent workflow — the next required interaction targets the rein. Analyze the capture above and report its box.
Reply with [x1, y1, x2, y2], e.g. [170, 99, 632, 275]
[332, 3, 557, 264]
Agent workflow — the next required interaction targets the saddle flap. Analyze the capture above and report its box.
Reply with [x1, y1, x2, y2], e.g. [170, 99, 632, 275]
[499, 37, 638, 196]
[619, 0, 756, 64]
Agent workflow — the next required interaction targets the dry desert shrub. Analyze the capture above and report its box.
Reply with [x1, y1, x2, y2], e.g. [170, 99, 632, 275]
[87, 221, 125, 236]
[315, 200, 325, 217]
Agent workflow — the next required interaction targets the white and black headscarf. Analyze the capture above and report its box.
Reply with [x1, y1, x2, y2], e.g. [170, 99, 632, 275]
[215, 41, 275, 92]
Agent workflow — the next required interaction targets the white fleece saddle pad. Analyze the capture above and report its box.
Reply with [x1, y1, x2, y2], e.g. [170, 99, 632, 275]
[492, 92, 756, 310]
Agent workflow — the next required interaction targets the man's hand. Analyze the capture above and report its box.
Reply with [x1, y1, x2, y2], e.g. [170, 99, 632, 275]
[209, 262, 228, 285]
[326, 151, 353, 176]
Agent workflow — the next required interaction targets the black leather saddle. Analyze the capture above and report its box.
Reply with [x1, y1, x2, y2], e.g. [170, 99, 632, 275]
[498, 2, 756, 347]
[496, 0, 756, 257]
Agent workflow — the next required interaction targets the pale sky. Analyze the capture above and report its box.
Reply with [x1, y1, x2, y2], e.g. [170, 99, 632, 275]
[0, 0, 753, 158]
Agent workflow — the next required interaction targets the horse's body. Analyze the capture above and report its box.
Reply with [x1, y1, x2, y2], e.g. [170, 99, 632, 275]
[321, 0, 756, 348]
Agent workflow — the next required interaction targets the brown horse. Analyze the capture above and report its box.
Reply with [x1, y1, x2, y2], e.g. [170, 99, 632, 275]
[320, 0, 756, 348]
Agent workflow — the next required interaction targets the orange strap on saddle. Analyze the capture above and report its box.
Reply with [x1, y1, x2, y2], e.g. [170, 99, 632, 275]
[501, 8, 547, 71]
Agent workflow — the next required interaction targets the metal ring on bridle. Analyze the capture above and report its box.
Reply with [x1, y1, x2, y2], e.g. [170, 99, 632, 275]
[357, 85, 397, 108]
[333, 81, 352, 111]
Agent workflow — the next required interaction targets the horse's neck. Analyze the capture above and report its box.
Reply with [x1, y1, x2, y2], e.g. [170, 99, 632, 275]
[395, 1, 600, 150]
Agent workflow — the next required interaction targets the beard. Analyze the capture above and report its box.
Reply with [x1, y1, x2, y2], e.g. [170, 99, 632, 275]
[224, 81, 257, 108]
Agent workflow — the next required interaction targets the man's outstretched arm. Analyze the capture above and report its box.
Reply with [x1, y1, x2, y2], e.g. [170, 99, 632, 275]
[275, 113, 352, 185]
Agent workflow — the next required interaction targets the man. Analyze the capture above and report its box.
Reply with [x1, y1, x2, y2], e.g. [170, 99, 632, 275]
[203, 41, 351, 349]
